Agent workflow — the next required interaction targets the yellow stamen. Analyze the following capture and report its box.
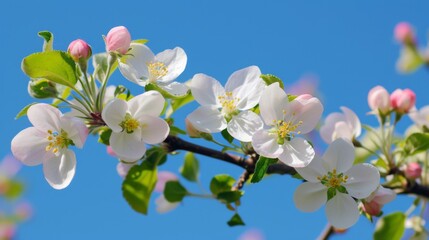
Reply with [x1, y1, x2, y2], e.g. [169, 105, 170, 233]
[218, 92, 239, 116]
[120, 114, 141, 133]
[45, 130, 72, 154]
[318, 168, 349, 188]
[146, 61, 168, 82]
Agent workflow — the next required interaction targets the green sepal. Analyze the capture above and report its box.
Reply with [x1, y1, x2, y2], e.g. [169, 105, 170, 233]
[261, 74, 284, 89]
[327, 187, 337, 201]
[250, 156, 277, 183]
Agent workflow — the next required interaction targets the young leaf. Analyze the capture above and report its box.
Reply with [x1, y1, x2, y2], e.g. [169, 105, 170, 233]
[164, 181, 188, 202]
[179, 152, 200, 182]
[261, 74, 284, 89]
[250, 156, 277, 183]
[15, 102, 37, 119]
[227, 213, 245, 227]
[210, 174, 235, 195]
[22, 51, 77, 88]
[374, 212, 406, 240]
[122, 161, 157, 215]
[38, 31, 54, 51]
[217, 190, 243, 203]
[221, 129, 234, 144]
[404, 132, 429, 156]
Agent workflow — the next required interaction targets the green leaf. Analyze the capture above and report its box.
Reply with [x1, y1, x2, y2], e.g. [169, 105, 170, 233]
[165, 93, 194, 118]
[92, 53, 118, 82]
[221, 129, 234, 144]
[372, 158, 389, 175]
[404, 132, 429, 155]
[38, 31, 54, 51]
[145, 83, 190, 100]
[327, 187, 337, 201]
[164, 181, 188, 202]
[217, 190, 243, 203]
[180, 152, 200, 182]
[261, 74, 284, 89]
[122, 161, 157, 215]
[210, 174, 235, 195]
[227, 213, 245, 227]
[98, 128, 112, 145]
[374, 212, 406, 240]
[287, 94, 297, 102]
[22, 51, 77, 88]
[250, 156, 277, 183]
[132, 39, 149, 45]
[169, 125, 187, 136]
[143, 147, 168, 166]
[15, 102, 37, 119]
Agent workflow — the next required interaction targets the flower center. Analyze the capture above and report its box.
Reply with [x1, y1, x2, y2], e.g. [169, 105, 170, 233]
[45, 130, 72, 155]
[146, 61, 168, 82]
[317, 169, 349, 188]
[218, 92, 239, 119]
[271, 111, 303, 144]
[120, 114, 140, 133]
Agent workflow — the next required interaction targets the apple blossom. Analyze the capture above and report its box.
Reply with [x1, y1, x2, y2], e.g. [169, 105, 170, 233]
[154, 171, 179, 213]
[404, 162, 422, 180]
[409, 105, 429, 129]
[68, 39, 92, 61]
[368, 86, 391, 114]
[294, 138, 380, 229]
[105, 26, 131, 54]
[188, 66, 265, 142]
[320, 106, 361, 144]
[390, 88, 416, 113]
[11, 104, 88, 189]
[101, 91, 170, 162]
[394, 22, 415, 44]
[118, 43, 188, 96]
[361, 186, 396, 216]
[116, 162, 136, 178]
[251, 83, 323, 167]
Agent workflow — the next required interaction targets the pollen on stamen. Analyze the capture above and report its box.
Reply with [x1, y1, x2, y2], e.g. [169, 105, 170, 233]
[147, 61, 168, 81]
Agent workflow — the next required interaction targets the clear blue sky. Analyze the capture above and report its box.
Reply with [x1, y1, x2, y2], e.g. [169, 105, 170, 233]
[2, 1, 429, 239]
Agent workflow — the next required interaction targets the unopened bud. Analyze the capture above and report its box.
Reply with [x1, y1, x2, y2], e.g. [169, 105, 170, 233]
[394, 22, 415, 45]
[362, 201, 382, 216]
[368, 86, 390, 114]
[390, 88, 416, 113]
[67, 39, 92, 61]
[404, 162, 422, 180]
[105, 26, 131, 55]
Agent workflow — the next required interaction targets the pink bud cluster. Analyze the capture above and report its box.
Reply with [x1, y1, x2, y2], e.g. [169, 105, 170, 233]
[394, 22, 415, 45]
[368, 86, 416, 114]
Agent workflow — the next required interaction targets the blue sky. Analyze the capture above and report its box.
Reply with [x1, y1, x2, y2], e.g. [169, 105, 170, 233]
[2, 1, 429, 239]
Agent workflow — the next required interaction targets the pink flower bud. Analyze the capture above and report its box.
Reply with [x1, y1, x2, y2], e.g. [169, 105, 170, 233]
[390, 88, 416, 113]
[67, 39, 92, 61]
[105, 26, 131, 54]
[405, 162, 422, 179]
[155, 171, 178, 193]
[368, 86, 390, 113]
[394, 22, 415, 44]
[362, 201, 382, 216]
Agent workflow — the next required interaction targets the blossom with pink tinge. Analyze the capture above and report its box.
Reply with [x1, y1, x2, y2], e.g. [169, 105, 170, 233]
[361, 186, 396, 216]
[107, 146, 116, 157]
[155, 171, 178, 193]
[409, 105, 429, 129]
[320, 106, 361, 144]
[368, 86, 390, 114]
[68, 39, 92, 61]
[105, 26, 131, 54]
[238, 229, 265, 240]
[404, 162, 422, 180]
[116, 162, 136, 179]
[390, 88, 416, 113]
[394, 22, 415, 44]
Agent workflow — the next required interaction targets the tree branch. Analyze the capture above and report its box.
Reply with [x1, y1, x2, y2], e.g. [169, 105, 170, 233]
[162, 135, 429, 198]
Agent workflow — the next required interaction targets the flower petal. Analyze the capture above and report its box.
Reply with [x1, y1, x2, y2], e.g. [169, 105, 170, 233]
[155, 195, 180, 213]
[156, 47, 187, 83]
[320, 112, 346, 144]
[43, 149, 76, 190]
[372, 186, 396, 205]
[325, 193, 360, 229]
[118, 43, 154, 85]
[102, 98, 128, 132]
[259, 83, 289, 125]
[117, 162, 136, 178]
[341, 106, 361, 138]
[227, 111, 263, 142]
[293, 182, 327, 212]
[158, 81, 189, 96]
[27, 103, 62, 132]
[295, 156, 328, 182]
[187, 106, 227, 133]
[226, 66, 265, 110]
[110, 131, 146, 162]
[60, 116, 88, 148]
[278, 138, 315, 168]
[322, 138, 354, 173]
[11, 127, 51, 166]
[290, 95, 323, 134]
[251, 129, 283, 158]
[139, 115, 170, 144]
[189, 73, 225, 107]
[332, 121, 354, 141]
[128, 91, 165, 118]
[344, 163, 380, 199]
